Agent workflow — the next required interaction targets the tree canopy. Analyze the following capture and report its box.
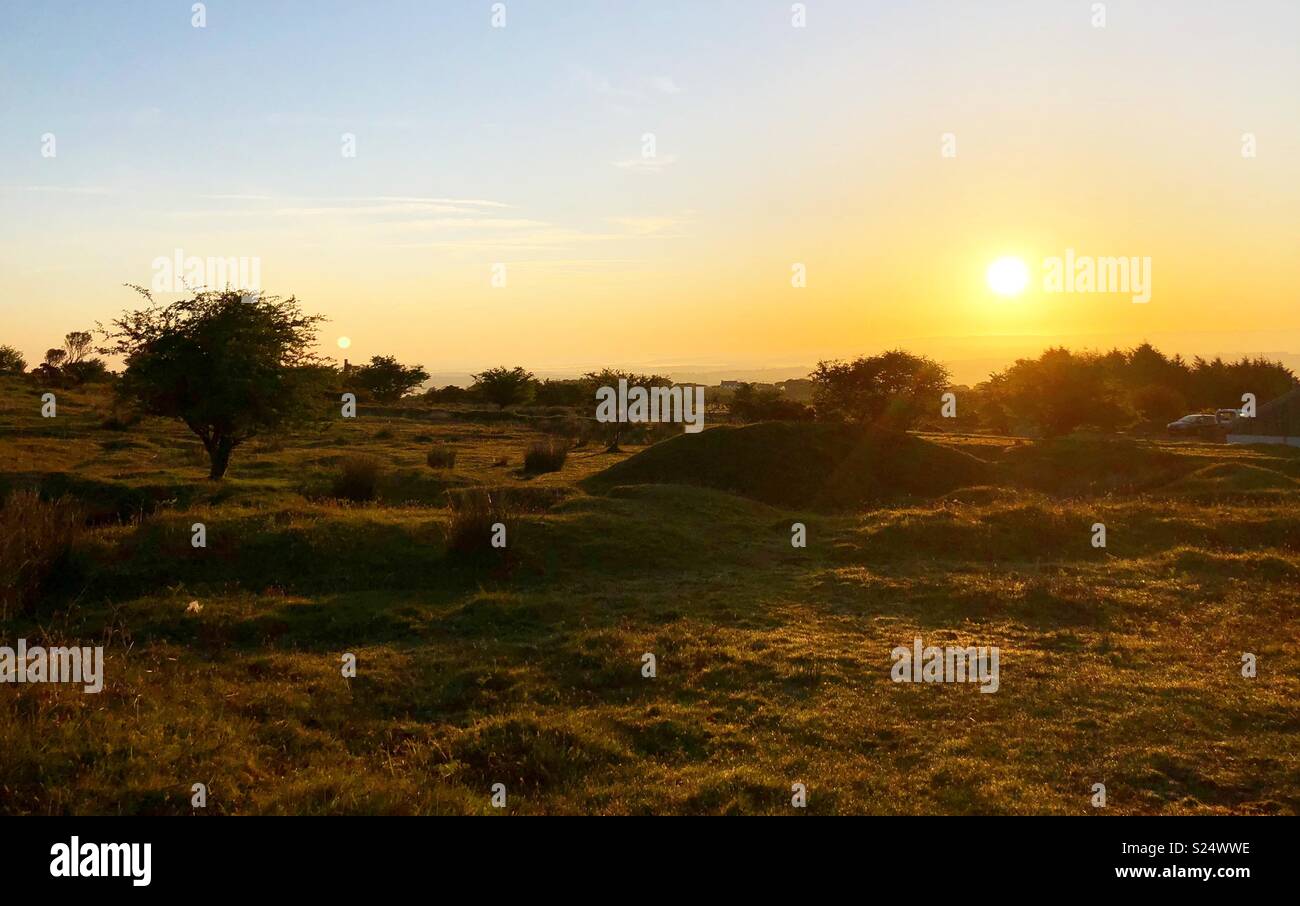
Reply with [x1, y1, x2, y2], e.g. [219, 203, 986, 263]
[102, 287, 327, 479]
[810, 350, 949, 429]
[471, 366, 537, 409]
[351, 355, 430, 402]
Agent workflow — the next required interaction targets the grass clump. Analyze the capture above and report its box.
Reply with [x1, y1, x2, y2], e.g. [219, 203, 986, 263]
[444, 488, 513, 558]
[426, 445, 458, 469]
[331, 455, 383, 502]
[523, 439, 569, 474]
[0, 490, 83, 618]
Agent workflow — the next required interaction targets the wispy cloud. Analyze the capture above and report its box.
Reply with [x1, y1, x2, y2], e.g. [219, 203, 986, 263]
[569, 65, 683, 106]
[606, 214, 692, 236]
[613, 155, 679, 174]
[195, 194, 509, 208]
[5, 185, 117, 195]
[397, 227, 620, 252]
[384, 218, 550, 231]
[176, 195, 513, 219]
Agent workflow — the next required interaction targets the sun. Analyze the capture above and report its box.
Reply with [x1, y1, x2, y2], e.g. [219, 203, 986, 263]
[986, 256, 1030, 297]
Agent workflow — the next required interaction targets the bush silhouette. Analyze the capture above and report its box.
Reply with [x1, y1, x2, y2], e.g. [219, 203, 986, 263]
[471, 366, 536, 409]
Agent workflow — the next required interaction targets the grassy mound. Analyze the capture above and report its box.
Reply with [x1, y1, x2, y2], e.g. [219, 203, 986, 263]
[996, 434, 1196, 495]
[582, 422, 990, 510]
[1162, 462, 1300, 496]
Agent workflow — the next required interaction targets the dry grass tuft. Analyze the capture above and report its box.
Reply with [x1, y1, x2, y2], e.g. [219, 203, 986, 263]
[426, 445, 458, 469]
[523, 439, 569, 474]
[331, 455, 383, 502]
[444, 488, 514, 557]
[0, 490, 83, 619]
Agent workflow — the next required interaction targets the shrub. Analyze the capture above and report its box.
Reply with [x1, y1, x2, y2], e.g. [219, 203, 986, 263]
[426, 445, 458, 469]
[63, 358, 111, 385]
[1132, 383, 1187, 422]
[331, 455, 383, 502]
[99, 409, 142, 431]
[0, 490, 82, 619]
[0, 344, 26, 374]
[811, 350, 949, 429]
[444, 489, 513, 558]
[471, 366, 537, 409]
[523, 439, 569, 474]
[422, 384, 474, 404]
[534, 378, 587, 407]
[728, 383, 815, 423]
[351, 355, 429, 401]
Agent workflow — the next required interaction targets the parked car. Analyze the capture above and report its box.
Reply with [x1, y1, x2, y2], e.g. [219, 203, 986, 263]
[1167, 411, 1237, 439]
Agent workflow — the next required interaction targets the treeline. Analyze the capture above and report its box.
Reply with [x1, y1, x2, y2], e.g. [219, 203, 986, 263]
[343, 362, 678, 409]
[5, 284, 1296, 481]
[720, 344, 1295, 437]
[958, 343, 1295, 436]
[0, 333, 110, 386]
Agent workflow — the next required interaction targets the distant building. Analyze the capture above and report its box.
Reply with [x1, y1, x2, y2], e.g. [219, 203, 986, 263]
[1226, 386, 1300, 447]
[720, 380, 746, 389]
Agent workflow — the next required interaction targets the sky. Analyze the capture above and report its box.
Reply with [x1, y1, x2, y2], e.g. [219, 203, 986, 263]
[2, 0, 1298, 385]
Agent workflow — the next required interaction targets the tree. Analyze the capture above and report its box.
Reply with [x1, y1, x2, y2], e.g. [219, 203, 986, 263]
[63, 358, 111, 385]
[988, 347, 1125, 436]
[582, 368, 674, 450]
[471, 366, 536, 409]
[534, 378, 587, 407]
[63, 331, 94, 365]
[351, 355, 430, 402]
[102, 287, 326, 479]
[33, 349, 69, 386]
[0, 345, 25, 374]
[423, 384, 474, 403]
[1189, 355, 1294, 409]
[810, 350, 949, 429]
[1131, 383, 1186, 422]
[56, 329, 111, 385]
[728, 382, 813, 422]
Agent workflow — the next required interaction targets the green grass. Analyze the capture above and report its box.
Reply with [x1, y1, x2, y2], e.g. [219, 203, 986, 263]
[1, 377, 1298, 814]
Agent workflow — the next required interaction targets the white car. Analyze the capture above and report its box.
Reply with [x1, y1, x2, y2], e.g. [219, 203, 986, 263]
[1166, 412, 1228, 438]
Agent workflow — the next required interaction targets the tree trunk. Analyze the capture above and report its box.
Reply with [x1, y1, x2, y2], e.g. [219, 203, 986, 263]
[605, 425, 623, 453]
[207, 438, 234, 480]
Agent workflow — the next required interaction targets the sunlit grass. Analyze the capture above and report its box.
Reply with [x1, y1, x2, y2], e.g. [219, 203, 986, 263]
[1, 378, 1297, 814]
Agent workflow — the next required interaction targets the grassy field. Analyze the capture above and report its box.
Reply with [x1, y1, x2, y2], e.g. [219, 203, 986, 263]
[2, 376, 1298, 815]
